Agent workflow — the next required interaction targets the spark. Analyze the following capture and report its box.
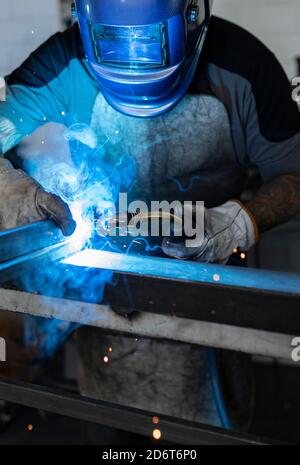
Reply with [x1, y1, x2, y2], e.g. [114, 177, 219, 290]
[240, 252, 246, 260]
[152, 416, 160, 425]
[213, 274, 220, 282]
[27, 424, 33, 431]
[108, 347, 113, 353]
[153, 429, 162, 440]
[69, 201, 94, 249]
[103, 356, 109, 364]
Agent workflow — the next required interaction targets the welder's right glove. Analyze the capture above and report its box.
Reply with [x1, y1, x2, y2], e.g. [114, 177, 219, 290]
[0, 158, 76, 235]
[162, 200, 259, 264]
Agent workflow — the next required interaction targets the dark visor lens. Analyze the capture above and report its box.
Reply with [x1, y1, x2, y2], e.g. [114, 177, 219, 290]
[90, 23, 169, 69]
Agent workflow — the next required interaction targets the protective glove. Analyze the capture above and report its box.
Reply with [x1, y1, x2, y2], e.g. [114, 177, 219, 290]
[162, 200, 259, 264]
[0, 158, 76, 235]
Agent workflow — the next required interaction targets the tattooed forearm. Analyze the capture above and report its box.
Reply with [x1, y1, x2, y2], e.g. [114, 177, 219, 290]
[246, 169, 300, 233]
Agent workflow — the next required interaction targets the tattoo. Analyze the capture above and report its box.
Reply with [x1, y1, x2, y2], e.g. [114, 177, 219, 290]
[246, 169, 300, 233]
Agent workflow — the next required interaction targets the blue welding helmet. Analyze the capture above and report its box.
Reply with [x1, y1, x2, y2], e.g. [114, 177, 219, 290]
[73, 0, 213, 117]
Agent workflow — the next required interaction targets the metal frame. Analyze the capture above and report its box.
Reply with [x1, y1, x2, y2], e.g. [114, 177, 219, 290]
[4, 252, 300, 335]
[0, 288, 294, 360]
[0, 222, 300, 334]
[0, 379, 277, 445]
[0, 220, 64, 263]
[1, 251, 300, 336]
[0, 222, 298, 444]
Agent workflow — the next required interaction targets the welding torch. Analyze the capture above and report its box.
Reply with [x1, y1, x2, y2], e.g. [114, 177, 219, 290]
[96, 210, 187, 243]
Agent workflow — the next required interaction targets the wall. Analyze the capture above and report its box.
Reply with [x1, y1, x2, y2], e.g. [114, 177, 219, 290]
[0, 0, 60, 77]
[213, 0, 300, 78]
[1, 1, 299, 78]
[212, 2, 300, 273]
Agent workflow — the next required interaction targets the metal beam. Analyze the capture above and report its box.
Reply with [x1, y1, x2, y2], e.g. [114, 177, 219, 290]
[1, 247, 300, 334]
[1, 220, 300, 335]
[11, 251, 298, 335]
[0, 220, 63, 263]
[0, 379, 273, 445]
[0, 288, 294, 360]
[0, 241, 76, 284]
[63, 249, 300, 296]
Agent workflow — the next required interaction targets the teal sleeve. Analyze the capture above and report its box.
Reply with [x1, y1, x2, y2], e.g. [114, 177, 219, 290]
[0, 24, 97, 155]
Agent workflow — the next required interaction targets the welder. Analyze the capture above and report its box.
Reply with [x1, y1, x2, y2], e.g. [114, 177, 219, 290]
[1, 0, 300, 442]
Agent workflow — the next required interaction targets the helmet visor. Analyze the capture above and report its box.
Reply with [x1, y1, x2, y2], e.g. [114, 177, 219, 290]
[89, 22, 170, 70]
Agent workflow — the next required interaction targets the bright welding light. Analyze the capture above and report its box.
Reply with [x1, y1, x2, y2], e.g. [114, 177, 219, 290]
[69, 201, 93, 249]
[63, 249, 122, 268]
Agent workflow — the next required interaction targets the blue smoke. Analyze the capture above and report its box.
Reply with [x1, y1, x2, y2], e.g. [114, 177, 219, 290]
[21, 123, 137, 360]
[23, 316, 79, 361]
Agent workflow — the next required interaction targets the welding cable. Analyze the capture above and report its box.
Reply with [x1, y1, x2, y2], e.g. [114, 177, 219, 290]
[208, 347, 233, 430]
[128, 211, 183, 228]
[104, 211, 183, 234]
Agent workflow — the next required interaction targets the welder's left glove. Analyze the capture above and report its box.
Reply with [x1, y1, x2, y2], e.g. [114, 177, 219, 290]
[162, 200, 259, 264]
[0, 158, 76, 235]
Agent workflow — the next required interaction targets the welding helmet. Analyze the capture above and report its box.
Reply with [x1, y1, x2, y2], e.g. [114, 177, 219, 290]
[73, 0, 213, 117]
